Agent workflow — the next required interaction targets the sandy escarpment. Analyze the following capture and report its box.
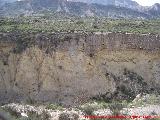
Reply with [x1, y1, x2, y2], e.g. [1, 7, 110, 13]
[0, 32, 160, 106]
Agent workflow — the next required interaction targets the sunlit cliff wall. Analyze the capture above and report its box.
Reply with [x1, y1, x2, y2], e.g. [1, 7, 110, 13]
[0, 32, 160, 106]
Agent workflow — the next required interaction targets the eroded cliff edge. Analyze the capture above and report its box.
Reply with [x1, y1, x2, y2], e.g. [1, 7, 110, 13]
[0, 32, 160, 106]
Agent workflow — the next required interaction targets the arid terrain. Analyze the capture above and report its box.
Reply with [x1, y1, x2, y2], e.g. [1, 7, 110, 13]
[0, 31, 160, 119]
[0, 0, 160, 119]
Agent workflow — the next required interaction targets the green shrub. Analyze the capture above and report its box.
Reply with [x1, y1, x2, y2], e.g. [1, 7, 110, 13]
[58, 112, 79, 120]
[81, 104, 95, 116]
[0, 108, 13, 120]
[108, 101, 126, 116]
[46, 104, 63, 111]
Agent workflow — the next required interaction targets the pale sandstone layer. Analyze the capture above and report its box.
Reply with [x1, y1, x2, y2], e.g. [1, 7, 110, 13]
[0, 32, 160, 106]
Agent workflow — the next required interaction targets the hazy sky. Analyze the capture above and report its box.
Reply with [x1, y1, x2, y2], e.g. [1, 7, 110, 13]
[133, 0, 160, 6]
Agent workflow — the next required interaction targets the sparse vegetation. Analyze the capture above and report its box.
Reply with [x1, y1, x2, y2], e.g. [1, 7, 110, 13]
[46, 103, 64, 111]
[0, 17, 160, 34]
[130, 94, 160, 107]
[80, 103, 96, 116]
[108, 101, 126, 116]
[79, 100, 129, 120]
[0, 108, 13, 120]
[58, 112, 79, 120]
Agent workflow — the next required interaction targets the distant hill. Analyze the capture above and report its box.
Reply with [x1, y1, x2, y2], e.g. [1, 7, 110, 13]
[147, 3, 160, 17]
[68, 0, 140, 10]
[0, 0, 160, 19]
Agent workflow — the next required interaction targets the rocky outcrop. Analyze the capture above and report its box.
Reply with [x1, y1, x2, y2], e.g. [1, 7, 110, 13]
[0, 32, 160, 106]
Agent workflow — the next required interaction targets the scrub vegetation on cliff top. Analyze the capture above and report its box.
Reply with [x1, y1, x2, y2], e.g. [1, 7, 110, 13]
[0, 17, 160, 34]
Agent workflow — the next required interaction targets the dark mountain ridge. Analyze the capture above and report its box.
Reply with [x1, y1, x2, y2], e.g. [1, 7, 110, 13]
[0, 0, 160, 19]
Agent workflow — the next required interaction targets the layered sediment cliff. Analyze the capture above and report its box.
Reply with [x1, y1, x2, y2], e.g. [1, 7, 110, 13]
[0, 32, 160, 106]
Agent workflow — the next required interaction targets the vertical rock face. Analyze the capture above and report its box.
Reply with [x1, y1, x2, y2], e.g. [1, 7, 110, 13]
[0, 32, 160, 106]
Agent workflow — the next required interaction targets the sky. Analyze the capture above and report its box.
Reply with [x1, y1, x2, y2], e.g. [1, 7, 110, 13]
[133, 0, 160, 6]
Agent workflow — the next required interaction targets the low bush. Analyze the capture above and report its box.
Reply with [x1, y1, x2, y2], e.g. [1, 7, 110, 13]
[46, 104, 64, 111]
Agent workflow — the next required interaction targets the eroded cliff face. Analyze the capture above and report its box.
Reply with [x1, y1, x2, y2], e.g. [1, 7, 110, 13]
[0, 32, 160, 106]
